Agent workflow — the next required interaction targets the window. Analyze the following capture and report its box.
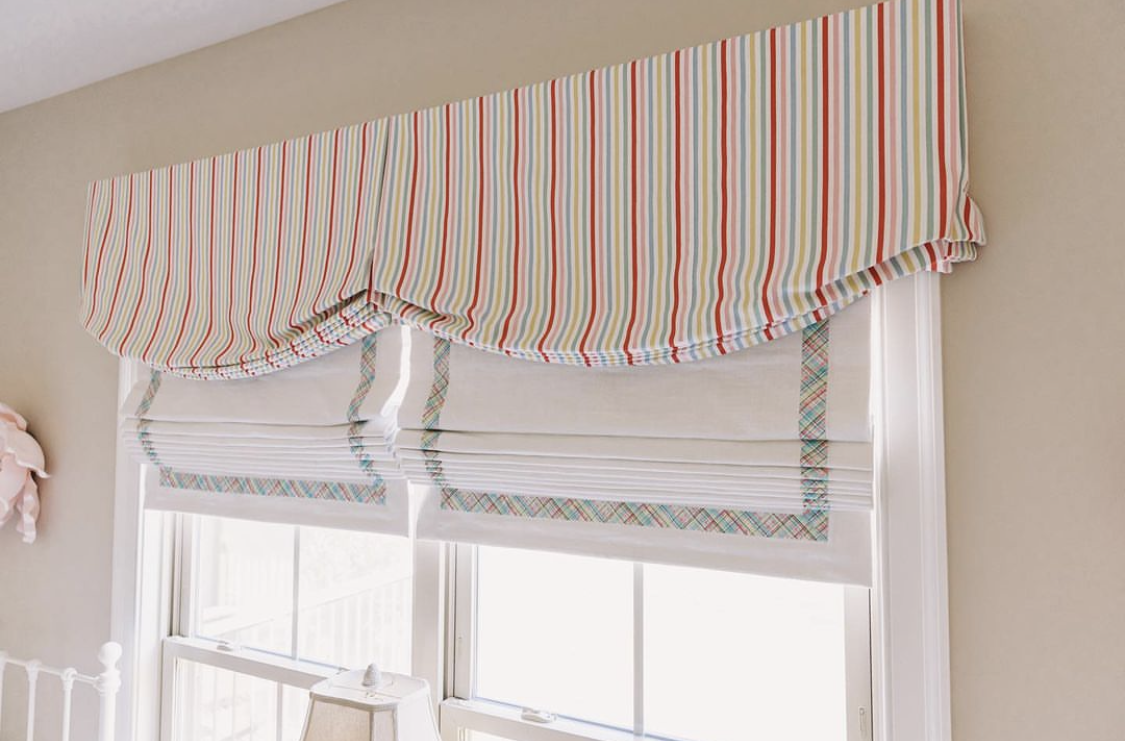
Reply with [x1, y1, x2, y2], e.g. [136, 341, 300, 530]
[160, 517, 870, 741]
[162, 515, 414, 741]
[446, 545, 872, 741]
[120, 275, 949, 741]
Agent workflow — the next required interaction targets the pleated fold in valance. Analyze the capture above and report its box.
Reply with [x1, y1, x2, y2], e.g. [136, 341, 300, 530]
[81, 0, 983, 378]
[84, 123, 391, 378]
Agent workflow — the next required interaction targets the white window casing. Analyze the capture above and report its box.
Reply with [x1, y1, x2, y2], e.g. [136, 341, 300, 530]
[110, 271, 952, 741]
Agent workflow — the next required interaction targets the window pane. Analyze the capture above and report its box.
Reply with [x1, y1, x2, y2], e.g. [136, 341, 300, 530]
[195, 517, 295, 655]
[643, 564, 850, 741]
[173, 660, 279, 741]
[474, 546, 633, 729]
[297, 527, 413, 672]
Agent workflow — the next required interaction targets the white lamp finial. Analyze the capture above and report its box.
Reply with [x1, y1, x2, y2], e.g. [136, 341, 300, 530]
[361, 662, 384, 689]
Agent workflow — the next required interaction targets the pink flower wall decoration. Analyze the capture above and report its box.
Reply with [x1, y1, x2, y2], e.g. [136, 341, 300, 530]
[0, 402, 47, 543]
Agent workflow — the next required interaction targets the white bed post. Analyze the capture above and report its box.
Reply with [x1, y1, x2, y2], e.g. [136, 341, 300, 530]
[95, 642, 123, 741]
[60, 668, 77, 741]
[24, 660, 40, 741]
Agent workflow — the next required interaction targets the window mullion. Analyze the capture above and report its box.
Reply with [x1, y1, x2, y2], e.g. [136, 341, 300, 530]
[632, 562, 644, 737]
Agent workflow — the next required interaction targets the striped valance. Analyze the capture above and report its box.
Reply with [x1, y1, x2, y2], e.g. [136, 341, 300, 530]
[81, 0, 983, 377]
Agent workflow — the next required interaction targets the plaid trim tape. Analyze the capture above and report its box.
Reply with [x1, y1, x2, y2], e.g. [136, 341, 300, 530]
[346, 333, 389, 499]
[420, 338, 454, 489]
[135, 368, 164, 467]
[160, 470, 384, 504]
[441, 489, 828, 539]
[798, 319, 831, 540]
[347, 333, 381, 422]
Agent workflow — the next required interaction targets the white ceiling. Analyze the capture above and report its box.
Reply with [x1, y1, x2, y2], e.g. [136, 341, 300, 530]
[0, 0, 346, 113]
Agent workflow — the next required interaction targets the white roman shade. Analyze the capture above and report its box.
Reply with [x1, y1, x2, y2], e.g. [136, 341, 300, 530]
[120, 300, 875, 584]
[399, 300, 874, 585]
[122, 329, 411, 533]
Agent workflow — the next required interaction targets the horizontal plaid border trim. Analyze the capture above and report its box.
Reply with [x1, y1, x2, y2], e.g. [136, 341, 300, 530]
[160, 469, 387, 505]
[441, 489, 827, 541]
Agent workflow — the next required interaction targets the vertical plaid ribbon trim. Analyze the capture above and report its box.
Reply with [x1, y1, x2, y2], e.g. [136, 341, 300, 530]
[135, 368, 164, 467]
[420, 338, 455, 493]
[346, 333, 389, 503]
[798, 319, 831, 541]
[427, 338, 828, 541]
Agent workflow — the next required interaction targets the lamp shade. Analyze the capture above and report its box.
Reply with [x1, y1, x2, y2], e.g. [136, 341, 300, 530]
[300, 669, 440, 741]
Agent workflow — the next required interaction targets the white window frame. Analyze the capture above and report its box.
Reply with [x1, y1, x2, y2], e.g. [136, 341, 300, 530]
[157, 636, 331, 741]
[441, 545, 873, 741]
[149, 512, 421, 741]
[108, 271, 953, 741]
[108, 483, 449, 741]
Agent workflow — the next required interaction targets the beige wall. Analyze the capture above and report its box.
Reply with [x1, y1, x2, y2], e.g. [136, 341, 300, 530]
[941, 1, 1125, 738]
[0, 0, 1121, 738]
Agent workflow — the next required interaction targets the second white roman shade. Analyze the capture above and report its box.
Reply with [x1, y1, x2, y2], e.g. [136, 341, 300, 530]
[398, 300, 874, 584]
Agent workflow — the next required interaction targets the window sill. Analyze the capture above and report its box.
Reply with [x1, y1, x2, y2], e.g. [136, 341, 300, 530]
[441, 698, 645, 741]
[162, 636, 335, 689]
